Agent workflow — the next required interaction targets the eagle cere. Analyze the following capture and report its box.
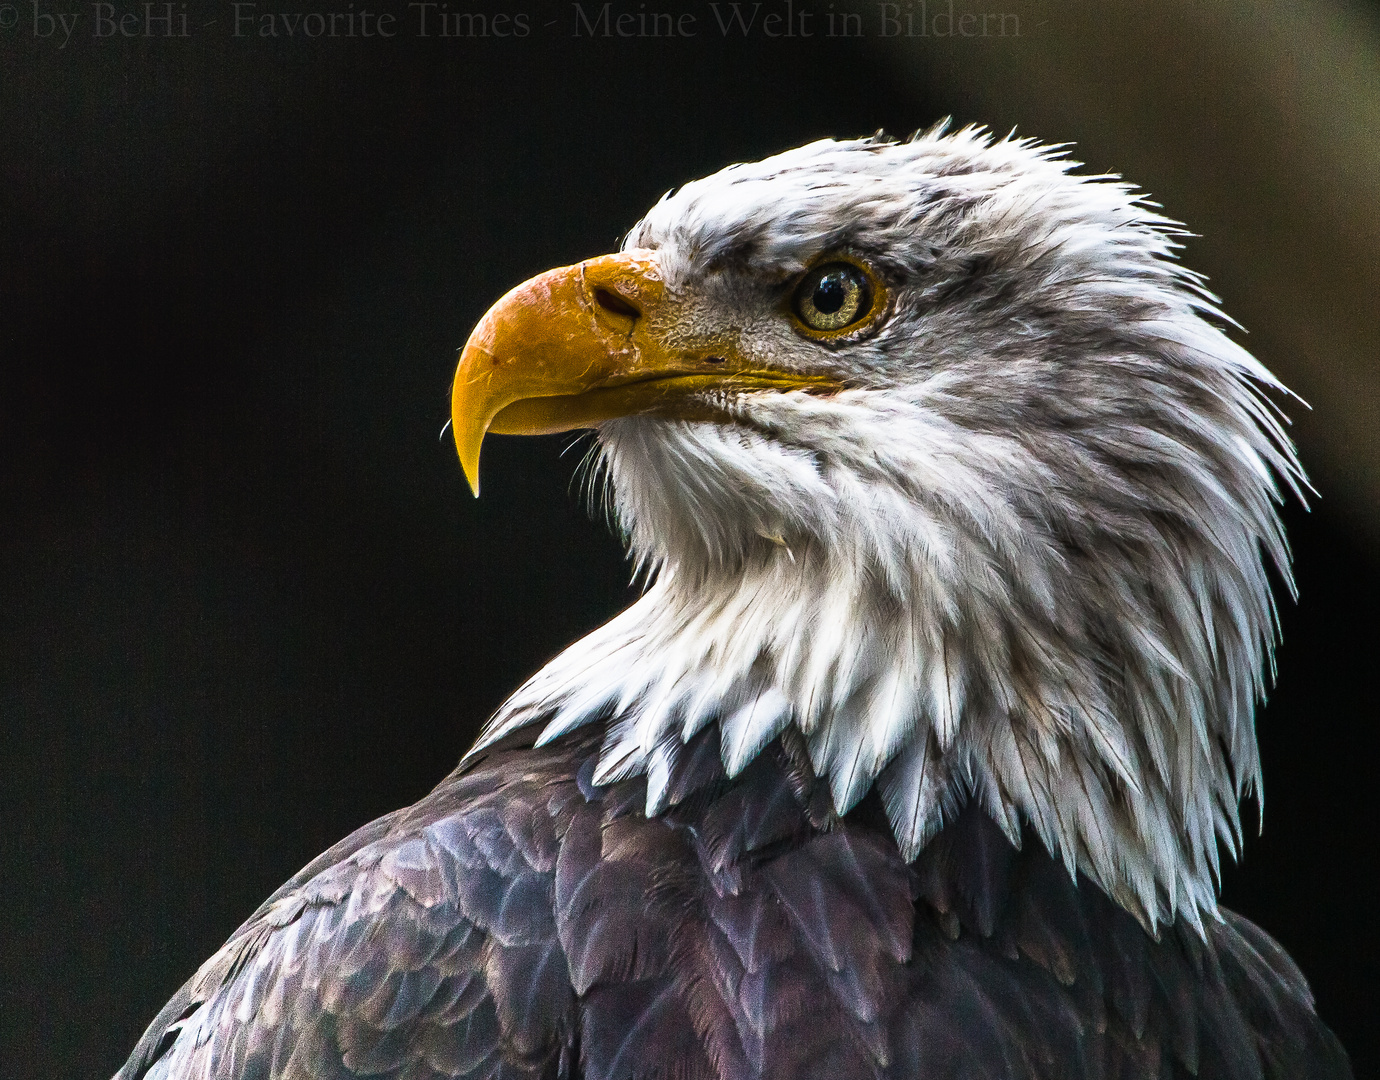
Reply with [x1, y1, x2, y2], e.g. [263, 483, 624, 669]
[116, 127, 1350, 1080]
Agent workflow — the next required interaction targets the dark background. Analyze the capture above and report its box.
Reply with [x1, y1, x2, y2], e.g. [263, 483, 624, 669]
[1, 1, 1376, 1076]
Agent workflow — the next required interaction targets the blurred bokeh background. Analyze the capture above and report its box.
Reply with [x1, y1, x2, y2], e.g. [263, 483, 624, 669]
[1, 0, 1376, 1075]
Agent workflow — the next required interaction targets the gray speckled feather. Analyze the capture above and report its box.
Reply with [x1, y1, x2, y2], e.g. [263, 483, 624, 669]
[116, 724, 1349, 1080]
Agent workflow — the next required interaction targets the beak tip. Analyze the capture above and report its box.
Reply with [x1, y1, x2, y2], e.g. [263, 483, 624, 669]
[459, 454, 482, 498]
[452, 402, 485, 498]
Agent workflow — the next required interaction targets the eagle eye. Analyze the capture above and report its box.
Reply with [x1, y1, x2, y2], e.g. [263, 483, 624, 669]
[793, 262, 874, 333]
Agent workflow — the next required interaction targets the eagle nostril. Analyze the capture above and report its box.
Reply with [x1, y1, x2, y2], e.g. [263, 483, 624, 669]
[594, 288, 640, 320]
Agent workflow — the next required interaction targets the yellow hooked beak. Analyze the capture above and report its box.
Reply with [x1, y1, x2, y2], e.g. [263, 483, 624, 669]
[450, 250, 836, 494]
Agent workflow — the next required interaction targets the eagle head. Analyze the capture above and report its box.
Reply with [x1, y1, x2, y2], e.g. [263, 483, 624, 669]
[451, 126, 1302, 931]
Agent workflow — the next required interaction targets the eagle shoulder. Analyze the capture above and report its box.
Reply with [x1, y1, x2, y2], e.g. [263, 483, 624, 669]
[114, 732, 589, 1080]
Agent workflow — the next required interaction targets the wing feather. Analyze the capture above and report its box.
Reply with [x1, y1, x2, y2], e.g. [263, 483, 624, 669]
[119, 749, 584, 1080]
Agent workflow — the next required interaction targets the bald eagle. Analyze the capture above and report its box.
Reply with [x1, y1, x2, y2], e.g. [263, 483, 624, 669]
[117, 128, 1351, 1080]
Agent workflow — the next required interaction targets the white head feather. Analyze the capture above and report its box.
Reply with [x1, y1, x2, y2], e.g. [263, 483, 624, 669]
[475, 126, 1303, 931]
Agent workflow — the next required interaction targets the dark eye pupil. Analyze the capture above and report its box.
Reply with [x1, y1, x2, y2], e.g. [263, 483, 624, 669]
[812, 273, 847, 314]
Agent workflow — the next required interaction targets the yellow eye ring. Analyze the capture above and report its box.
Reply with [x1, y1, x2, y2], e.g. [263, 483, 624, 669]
[791, 260, 882, 336]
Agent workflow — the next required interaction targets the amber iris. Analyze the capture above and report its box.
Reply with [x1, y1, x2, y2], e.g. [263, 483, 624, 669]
[794, 262, 871, 331]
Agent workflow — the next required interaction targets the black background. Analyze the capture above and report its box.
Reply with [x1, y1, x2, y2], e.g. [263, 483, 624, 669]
[1, 2, 1375, 1076]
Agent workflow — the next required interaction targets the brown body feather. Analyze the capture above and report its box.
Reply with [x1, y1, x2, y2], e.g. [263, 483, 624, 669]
[117, 724, 1349, 1080]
